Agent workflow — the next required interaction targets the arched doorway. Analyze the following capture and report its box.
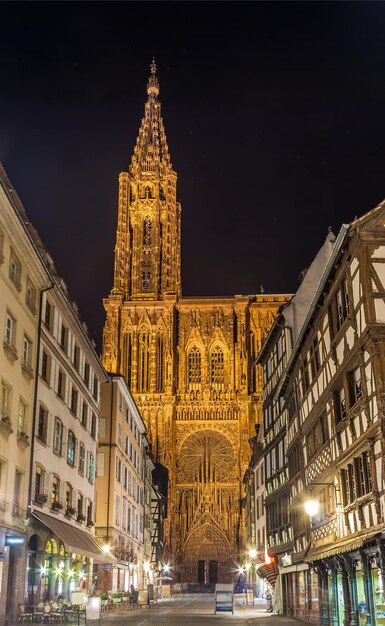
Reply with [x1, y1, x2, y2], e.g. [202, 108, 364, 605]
[175, 428, 237, 584]
[182, 523, 232, 584]
[26, 534, 43, 605]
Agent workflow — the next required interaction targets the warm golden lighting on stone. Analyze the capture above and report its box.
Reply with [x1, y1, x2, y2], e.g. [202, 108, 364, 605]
[102, 61, 290, 583]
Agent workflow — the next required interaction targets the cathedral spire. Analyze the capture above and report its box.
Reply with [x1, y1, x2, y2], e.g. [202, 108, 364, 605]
[147, 58, 159, 98]
[107, 61, 181, 303]
[131, 59, 170, 172]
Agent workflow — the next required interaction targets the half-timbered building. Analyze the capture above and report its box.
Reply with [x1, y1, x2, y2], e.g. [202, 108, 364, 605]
[266, 201, 385, 626]
[256, 231, 338, 614]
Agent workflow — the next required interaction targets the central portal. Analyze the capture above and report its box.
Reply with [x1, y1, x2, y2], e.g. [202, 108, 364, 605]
[175, 428, 237, 583]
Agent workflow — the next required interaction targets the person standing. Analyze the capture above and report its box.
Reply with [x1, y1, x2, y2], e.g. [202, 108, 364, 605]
[266, 590, 273, 612]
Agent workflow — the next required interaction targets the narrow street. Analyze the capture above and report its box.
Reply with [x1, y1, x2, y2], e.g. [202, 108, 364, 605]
[98, 595, 305, 625]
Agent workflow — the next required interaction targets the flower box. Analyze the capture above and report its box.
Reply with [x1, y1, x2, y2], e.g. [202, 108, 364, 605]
[35, 493, 48, 505]
[65, 506, 76, 517]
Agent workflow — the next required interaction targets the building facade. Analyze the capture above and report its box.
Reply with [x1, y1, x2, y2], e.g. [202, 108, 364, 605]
[95, 375, 149, 592]
[101, 62, 289, 584]
[0, 167, 49, 626]
[27, 279, 110, 607]
[260, 202, 385, 626]
[0, 165, 112, 623]
[257, 231, 337, 613]
[242, 425, 267, 597]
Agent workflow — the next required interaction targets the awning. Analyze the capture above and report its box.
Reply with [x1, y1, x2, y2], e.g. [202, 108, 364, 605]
[32, 511, 116, 564]
[256, 562, 279, 588]
[304, 529, 380, 563]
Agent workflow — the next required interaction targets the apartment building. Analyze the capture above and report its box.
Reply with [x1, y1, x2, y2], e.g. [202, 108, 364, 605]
[256, 231, 336, 614]
[0, 167, 49, 625]
[27, 284, 111, 606]
[281, 206, 385, 625]
[95, 375, 148, 592]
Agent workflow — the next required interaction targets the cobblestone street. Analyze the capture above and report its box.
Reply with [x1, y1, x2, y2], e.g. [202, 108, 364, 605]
[94, 595, 307, 625]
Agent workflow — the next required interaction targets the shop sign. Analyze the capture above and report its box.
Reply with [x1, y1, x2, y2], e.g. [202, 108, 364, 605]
[5, 535, 24, 547]
[86, 597, 101, 622]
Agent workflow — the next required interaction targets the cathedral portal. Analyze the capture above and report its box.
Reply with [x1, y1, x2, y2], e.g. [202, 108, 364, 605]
[102, 61, 288, 583]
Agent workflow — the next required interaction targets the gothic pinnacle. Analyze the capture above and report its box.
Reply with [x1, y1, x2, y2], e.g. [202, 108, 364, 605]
[147, 57, 159, 97]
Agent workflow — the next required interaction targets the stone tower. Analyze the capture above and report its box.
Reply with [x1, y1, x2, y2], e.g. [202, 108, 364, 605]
[102, 61, 288, 584]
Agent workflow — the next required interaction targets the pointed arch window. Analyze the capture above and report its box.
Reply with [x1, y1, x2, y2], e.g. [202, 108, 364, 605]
[188, 347, 201, 386]
[143, 216, 152, 246]
[211, 346, 224, 387]
[123, 332, 133, 388]
[138, 330, 150, 392]
[156, 333, 165, 392]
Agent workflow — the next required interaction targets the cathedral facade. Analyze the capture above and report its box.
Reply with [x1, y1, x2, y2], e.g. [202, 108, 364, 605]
[102, 62, 288, 584]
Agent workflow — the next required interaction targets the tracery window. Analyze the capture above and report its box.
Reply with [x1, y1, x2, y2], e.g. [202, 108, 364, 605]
[138, 331, 150, 392]
[156, 334, 164, 392]
[188, 347, 201, 386]
[143, 216, 152, 245]
[123, 332, 133, 388]
[210, 346, 224, 387]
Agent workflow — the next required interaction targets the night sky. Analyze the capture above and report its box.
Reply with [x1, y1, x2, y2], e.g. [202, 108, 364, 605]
[1, 1, 385, 352]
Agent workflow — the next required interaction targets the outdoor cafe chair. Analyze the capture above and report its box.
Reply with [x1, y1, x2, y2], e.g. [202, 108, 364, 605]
[18, 603, 33, 623]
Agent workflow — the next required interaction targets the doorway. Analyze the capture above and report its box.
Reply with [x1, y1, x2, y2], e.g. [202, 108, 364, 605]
[209, 560, 218, 584]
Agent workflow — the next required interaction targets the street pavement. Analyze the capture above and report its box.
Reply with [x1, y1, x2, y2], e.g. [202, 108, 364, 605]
[93, 594, 310, 625]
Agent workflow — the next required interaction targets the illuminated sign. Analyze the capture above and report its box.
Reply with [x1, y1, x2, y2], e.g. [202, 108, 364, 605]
[5, 536, 24, 547]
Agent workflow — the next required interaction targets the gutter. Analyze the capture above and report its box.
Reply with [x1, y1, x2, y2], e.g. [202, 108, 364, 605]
[106, 374, 114, 547]
[27, 282, 54, 515]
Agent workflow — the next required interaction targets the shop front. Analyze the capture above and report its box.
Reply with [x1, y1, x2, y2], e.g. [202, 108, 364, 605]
[303, 530, 382, 626]
[280, 563, 321, 622]
[26, 511, 115, 605]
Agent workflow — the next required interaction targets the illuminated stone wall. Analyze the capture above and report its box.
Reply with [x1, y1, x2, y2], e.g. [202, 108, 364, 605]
[102, 62, 289, 582]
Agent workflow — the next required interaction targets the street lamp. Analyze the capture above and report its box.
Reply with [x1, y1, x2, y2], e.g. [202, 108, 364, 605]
[304, 499, 321, 517]
[303, 481, 342, 516]
[249, 548, 257, 559]
[304, 481, 343, 538]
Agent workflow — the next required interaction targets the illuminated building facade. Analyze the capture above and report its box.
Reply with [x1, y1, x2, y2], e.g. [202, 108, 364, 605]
[102, 62, 289, 583]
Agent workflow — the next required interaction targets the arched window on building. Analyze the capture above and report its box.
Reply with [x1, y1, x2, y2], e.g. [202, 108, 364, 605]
[156, 334, 164, 392]
[211, 346, 224, 387]
[123, 332, 133, 388]
[188, 347, 202, 387]
[143, 216, 152, 246]
[138, 331, 150, 392]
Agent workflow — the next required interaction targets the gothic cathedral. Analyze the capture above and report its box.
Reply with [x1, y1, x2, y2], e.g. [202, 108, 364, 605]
[102, 62, 287, 584]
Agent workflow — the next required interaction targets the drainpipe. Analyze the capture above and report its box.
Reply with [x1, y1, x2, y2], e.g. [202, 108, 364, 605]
[27, 283, 54, 516]
[106, 376, 114, 550]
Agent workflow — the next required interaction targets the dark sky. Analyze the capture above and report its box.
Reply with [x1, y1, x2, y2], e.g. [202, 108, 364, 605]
[2, 1, 385, 352]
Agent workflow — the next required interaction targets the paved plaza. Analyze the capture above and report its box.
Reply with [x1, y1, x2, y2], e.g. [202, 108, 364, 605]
[94, 595, 307, 626]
